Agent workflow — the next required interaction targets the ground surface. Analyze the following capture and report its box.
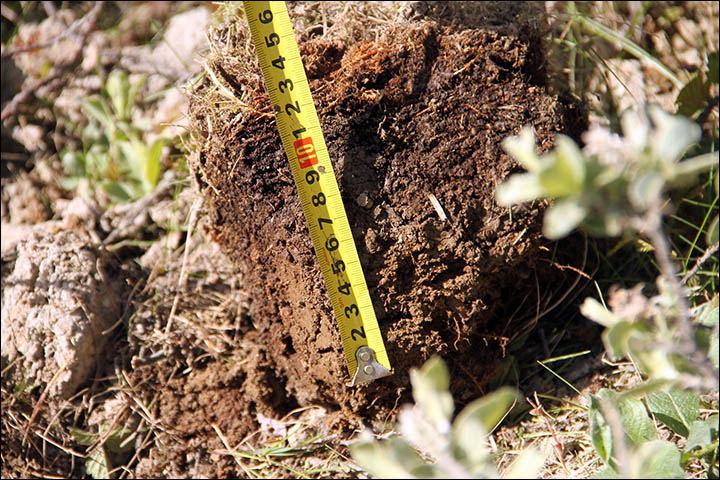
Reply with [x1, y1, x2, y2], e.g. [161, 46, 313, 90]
[1, 2, 717, 479]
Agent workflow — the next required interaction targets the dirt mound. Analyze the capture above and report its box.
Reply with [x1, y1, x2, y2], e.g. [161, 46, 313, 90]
[184, 12, 586, 452]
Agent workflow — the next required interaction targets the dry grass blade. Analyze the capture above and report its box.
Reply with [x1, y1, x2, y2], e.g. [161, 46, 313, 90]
[165, 197, 201, 335]
[21, 361, 69, 447]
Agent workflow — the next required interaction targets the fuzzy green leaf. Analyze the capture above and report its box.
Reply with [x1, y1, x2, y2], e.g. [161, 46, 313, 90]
[684, 415, 719, 453]
[104, 426, 137, 454]
[620, 109, 650, 153]
[502, 447, 545, 479]
[628, 172, 664, 210]
[82, 97, 112, 127]
[602, 321, 646, 360]
[672, 152, 720, 180]
[538, 136, 585, 197]
[126, 75, 145, 122]
[590, 389, 657, 465]
[694, 294, 719, 371]
[580, 297, 617, 328]
[618, 378, 673, 400]
[107, 70, 131, 122]
[452, 387, 516, 470]
[709, 52, 719, 85]
[60, 177, 81, 190]
[646, 389, 699, 437]
[144, 138, 164, 188]
[61, 150, 87, 178]
[589, 392, 614, 463]
[502, 127, 541, 172]
[82, 98, 116, 138]
[85, 445, 112, 479]
[85, 146, 109, 179]
[350, 436, 435, 479]
[647, 105, 701, 167]
[629, 342, 682, 380]
[582, 209, 623, 237]
[676, 73, 708, 118]
[410, 356, 454, 432]
[694, 296, 718, 328]
[617, 394, 657, 446]
[591, 466, 619, 479]
[101, 181, 134, 203]
[69, 427, 97, 446]
[495, 172, 544, 206]
[710, 327, 719, 372]
[542, 198, 587, 239]
[632, 440, 684, 478]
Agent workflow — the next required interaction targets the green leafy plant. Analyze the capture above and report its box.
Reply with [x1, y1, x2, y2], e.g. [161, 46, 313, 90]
[580, 282, 718, 387]
[496, 105, 717, 240]
[61, 69, 164, 203]
[350, 356, 544, 479]
[496, 105, 719, 478]
[580, 287, 719, 478]
[586, 387, 718, 479]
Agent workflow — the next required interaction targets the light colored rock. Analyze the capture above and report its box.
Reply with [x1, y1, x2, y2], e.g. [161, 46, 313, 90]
[11, 124, 47, 153]
[1, 230, 123, 399]
[0, 221, 63, 257]
[12, 10, 82, 78]
[148, 7, 210, 81]
[118, 6, 210, 86]
[3, 173, 51, 224]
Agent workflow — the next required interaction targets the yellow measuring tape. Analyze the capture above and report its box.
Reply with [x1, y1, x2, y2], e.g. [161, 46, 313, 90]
[243, 1, 391, 385]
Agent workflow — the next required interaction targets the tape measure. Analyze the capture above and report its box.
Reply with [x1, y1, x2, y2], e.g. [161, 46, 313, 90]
[243, 1, 391, 385]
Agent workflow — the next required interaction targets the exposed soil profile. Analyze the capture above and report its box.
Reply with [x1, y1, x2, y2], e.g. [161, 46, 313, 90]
[179, 11, 586, 463]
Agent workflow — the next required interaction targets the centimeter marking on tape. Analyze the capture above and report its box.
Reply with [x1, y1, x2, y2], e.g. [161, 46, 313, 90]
[243, 1, 391, 385]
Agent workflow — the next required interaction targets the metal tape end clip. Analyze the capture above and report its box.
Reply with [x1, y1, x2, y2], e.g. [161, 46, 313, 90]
[351, 346, 391, 386]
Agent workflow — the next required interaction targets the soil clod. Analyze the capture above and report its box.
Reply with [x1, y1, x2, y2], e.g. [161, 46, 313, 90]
[188, 14, 587, 431]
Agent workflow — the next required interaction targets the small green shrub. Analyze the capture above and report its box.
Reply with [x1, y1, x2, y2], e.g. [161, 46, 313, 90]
[61, 69, 164, 203]
[350, 356, 544, 479]
[496, 105, 718, 478]
[495, 105, 717, 240]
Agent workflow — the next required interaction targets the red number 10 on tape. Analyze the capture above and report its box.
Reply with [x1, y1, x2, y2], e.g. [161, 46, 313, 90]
[293, 137, 318, 169]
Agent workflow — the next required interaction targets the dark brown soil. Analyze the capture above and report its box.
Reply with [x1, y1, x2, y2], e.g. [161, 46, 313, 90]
[167, 15, 585, 471]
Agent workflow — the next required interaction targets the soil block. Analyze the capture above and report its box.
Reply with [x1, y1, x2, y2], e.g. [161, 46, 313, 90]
[189, 18, 586, 427]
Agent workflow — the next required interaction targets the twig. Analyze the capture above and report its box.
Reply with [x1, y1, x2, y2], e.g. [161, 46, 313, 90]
[1, 3, 19, 23]
[165, 197, 202, 335]
[536, 234, 590, 321]
[0, 2, 103, 121]
[682, 243, 719, 284]
[212, 423, 256, 478]
[0, 5, 88, 58]
[22, 361, 70, 446]
[527, 392, 568, 475]
[102, 175, 175, 246]
[632, 205, 719, 389]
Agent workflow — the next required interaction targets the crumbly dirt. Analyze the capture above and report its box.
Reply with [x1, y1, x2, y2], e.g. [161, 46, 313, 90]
[182, 11, 587, 459]
[1, 229, 124, 399]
